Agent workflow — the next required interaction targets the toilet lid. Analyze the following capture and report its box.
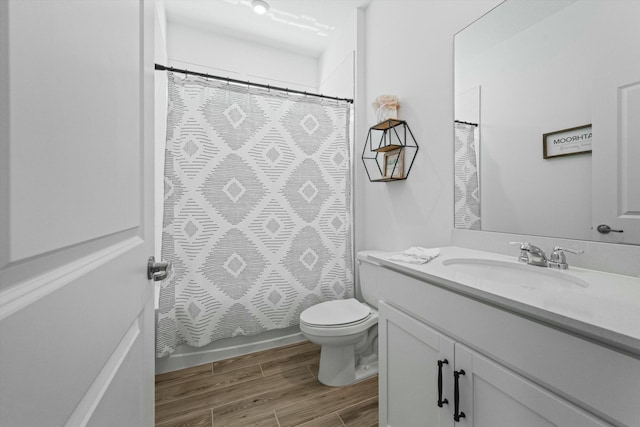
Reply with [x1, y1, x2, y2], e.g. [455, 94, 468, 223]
[300, 299, 371, 327]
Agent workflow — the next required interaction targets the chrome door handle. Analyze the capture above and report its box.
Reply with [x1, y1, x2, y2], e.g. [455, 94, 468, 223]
[147, 256, 171, 281]
[596, 224, 623, 234]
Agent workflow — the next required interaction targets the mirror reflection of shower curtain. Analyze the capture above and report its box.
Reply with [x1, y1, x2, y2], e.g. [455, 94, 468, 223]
[454, 122, 481, 230]
[157, 72, 353, 358]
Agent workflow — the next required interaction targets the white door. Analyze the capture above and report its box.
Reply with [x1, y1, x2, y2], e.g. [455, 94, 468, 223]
[0, 1, 155, 426]
[454, 344, 610, 427]
[379, 301, 455, 427]
[591, 1, 640, 244]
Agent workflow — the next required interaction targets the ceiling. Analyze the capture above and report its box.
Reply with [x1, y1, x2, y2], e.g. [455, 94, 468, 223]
[163, 0, 371, 57]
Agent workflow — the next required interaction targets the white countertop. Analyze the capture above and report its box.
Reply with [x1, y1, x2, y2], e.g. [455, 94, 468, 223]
[366, 246, 640, 356]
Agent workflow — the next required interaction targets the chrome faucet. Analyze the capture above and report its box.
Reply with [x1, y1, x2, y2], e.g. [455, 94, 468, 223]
[509, 242, 548, 267]
[509, 242, 584, 269]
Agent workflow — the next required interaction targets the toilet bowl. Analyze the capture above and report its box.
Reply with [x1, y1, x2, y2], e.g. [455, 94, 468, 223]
[299, 253, 382, 386]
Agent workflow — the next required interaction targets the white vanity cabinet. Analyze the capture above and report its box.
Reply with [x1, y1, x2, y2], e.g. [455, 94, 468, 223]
[373, 260, 640, 427]
[379, 302, 610, 427]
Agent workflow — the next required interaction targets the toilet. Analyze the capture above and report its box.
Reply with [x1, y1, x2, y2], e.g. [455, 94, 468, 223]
[299, 252, 381, 386]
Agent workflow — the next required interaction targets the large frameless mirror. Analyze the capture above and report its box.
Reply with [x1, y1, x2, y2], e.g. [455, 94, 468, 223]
[454, 0, 640, 245]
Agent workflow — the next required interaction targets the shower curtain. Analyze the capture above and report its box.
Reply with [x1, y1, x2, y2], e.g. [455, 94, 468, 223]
[156, 72, 353, 357]
[454, 122, 481, 230]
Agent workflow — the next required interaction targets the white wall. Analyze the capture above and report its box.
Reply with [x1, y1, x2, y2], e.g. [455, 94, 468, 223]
[166, 22, 318, 91]
[357, 0, 501, 252]
[457, 1, 594, 240]
[318, 8, 357, 99]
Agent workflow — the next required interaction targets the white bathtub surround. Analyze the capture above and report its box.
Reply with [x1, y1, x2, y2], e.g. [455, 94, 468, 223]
[155, 326, 305, 375]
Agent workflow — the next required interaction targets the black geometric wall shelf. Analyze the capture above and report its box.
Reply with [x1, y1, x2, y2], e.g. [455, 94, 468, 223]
[362, 119, 419, 182]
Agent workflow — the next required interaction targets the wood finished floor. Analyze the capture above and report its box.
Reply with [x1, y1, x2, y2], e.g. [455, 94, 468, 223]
[155, 341, 378, 427]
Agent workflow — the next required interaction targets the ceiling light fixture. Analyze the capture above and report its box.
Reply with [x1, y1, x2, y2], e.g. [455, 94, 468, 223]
[251, 0, 270, 15]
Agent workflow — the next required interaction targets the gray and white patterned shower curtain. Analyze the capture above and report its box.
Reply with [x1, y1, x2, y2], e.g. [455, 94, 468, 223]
[454, 122, 481, 230]
[156, 72, 353, 357]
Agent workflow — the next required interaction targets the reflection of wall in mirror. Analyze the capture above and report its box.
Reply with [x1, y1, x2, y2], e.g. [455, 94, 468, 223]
[455, 1, 611, 241]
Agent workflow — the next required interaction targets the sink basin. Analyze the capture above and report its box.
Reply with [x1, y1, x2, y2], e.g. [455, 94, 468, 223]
[442, 258, 589, 290]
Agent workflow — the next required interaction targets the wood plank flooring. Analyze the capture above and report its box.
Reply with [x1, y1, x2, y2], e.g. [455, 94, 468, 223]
[155, 341, 379, 427]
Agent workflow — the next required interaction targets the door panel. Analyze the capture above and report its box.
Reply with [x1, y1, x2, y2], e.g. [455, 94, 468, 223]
[379, 301, 454, 427]
[0, 1, 155, 426]
[474, 376, 555, 427]
[455, 344, 610, 427]
[591, 1, 640, 244]
[6, 0, 142, 260]
[67, 318, 143, 426]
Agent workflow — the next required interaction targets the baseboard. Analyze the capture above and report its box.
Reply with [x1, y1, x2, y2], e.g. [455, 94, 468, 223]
[155, 326, 305, 374]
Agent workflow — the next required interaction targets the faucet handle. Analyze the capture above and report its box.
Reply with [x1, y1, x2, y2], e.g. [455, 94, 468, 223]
[549, 246, 584, 269]
[552, 246, 584, 256]
[509, 241, 530, 263]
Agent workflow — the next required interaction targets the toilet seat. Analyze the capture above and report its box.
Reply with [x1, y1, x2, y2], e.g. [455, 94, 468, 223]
[300, 299, 371, 327]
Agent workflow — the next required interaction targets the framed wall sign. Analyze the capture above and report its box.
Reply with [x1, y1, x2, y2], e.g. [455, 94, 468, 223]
[543, 124, 592, 159]
[383, 149, 404, 178]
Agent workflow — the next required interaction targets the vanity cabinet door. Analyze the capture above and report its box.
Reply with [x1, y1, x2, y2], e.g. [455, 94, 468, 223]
[379, 301, 455, 427]
[454, 343, 611, 427]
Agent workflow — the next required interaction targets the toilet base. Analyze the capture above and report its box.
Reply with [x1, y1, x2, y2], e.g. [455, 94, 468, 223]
[354, 360, 378, 383]
[317, 344, 378, 386]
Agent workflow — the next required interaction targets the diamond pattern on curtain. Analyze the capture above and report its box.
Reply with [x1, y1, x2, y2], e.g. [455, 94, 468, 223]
[156, 73, 353, 357]
[454, 122, 481, 230]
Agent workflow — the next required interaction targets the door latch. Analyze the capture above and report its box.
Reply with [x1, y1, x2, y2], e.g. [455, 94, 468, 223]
[147, 256, 171, 281]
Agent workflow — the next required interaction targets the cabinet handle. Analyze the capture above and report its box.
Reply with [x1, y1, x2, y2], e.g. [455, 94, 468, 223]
[437, 359, 449, 407]
[453, 370, 466, 422]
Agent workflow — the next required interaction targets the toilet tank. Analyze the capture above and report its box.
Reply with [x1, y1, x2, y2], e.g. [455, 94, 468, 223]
[356, 251, 385, 309]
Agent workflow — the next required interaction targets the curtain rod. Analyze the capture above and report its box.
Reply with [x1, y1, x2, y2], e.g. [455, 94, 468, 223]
[155, 64, 353, 104]
[454, 120, 478, 127]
